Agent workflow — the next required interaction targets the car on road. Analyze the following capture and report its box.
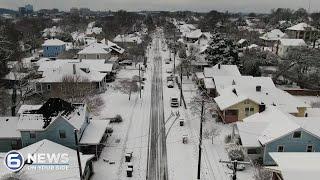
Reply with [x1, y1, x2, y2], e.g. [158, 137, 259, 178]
[170, 97, 179, 107]
[167, 80, 174, 88]
[165, 59, 170, 64]
[166, 68, 173, 74]
[119, 60, 133, 65]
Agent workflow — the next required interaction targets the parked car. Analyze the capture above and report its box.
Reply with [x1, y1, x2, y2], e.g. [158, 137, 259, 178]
[167, 80, 174, 88]
[166, 68, 173, 74]
[170, 97, 179, 107]
[167, 75, 174, 82]
[119, 60, 133, 65]
[165, 59, 170, 64]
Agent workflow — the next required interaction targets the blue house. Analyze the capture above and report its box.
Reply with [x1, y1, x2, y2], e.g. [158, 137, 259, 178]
[0, 98, 109, 157]
[42, 39, 66, 57]
[236, 107, 320, 165]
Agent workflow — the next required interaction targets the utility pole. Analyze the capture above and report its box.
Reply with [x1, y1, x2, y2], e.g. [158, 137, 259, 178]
[139, 64, 141, 98]
[197, 100, 204, 179]
[173, 31, 176, 75]
[74, 129, 83, 180]
[180, 66, 183, 106]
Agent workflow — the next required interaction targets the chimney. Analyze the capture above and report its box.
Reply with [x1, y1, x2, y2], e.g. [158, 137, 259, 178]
[218, 64, 221, 69]
[73, 64, 76, 75]
[256, 85, 261, 92]
[259, 102, 266, 113]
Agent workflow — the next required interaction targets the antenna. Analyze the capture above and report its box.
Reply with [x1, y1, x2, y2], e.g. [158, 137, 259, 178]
[308, 0, 311, 14]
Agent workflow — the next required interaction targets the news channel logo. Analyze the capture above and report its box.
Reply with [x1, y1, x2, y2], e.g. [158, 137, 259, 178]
[4, 151, 25, 172]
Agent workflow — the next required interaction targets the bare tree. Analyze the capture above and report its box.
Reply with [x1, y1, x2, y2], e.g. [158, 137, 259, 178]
[253, 164, 273, 180]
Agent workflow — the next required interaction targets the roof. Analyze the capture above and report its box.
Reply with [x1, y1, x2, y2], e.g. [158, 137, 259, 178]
[237, 39, 247, 44]
[238, 107, 320, 146]
[36, 59, 108, 83]
[287, 23, 319, 31]
[269, 152, 320, 180]
[80, 120, 109, 145]
[203, 64, 241, 78]
[0, 139, 94, 179]
[78, 43, 110, 55]
[18, 105, 42, 114]
[17, 98, 87, 131]
[186, 29, 203, 39]
[204, 78, 215, 89]
[280, 39, 307, 46]
[260, 29, 287, 41]
[42, 39, 65, 46]
[195, 72, 205, 80]
[113, 33, 142, 44]
[214, 76, 309, 112]
[0, 117, 20, 138]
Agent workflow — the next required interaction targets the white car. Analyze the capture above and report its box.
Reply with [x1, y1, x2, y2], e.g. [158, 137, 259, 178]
[167, 80, 174, 88]
[166, 68, 173, 74]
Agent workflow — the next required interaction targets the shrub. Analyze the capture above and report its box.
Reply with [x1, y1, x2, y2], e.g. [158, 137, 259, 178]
[228, 148, 245, 161]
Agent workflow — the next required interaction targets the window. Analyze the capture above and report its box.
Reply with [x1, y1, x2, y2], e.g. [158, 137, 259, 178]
[97, 54, 100, 59]
[245, 108, 250, 116]
[30, 131, 36, 139]
[47, 84, 51, 91]
[244, 100, 249, 104]
[250, 107, 254, 113]
[59, 130, 66, 139]
[277, 145, 284, 152]
[293, 131, 302, 138]
[306, 145, 314, 152]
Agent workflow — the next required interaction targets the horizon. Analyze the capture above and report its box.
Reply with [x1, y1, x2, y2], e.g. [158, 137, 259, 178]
[0, 0, 318, 13]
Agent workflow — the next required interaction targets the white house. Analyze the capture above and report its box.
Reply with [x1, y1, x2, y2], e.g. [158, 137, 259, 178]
[286, 23, 319, 42]
[277, 39, 307, 59]
[78, 42, 111, 60]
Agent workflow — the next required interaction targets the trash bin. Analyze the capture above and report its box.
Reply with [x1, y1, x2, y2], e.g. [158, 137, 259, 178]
[126, 168, 133, 177]
[182, 135, 188, 144]
[179, 119, 185, 126]
[125, 153, 132, 162]
[128, 162, 133, 170]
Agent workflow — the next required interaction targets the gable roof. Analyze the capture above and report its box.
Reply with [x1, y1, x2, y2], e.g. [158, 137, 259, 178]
[36, 59, 107, 83]
[238, 107, 320, 146]
[214, 76, 309, 113]
[204, 64, 241, 78]
[269, 152, 320, 180]
[287, 23, 318, 31]
[42, 39, 65, 46]
[0, 139, 94, 179]
[260, 29, 287, 41]
[78, 42, 111, 55]
[17, 98, 87, 131]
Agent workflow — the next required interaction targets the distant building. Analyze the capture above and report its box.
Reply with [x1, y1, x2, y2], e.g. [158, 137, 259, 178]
[286, 23, 319, 42]
[42, 39, 66, 57]
[70, 7, 79, 14]
[277, 39, 307, 59]
[80, 8, 91, 15]
[25, 4, 33, 13]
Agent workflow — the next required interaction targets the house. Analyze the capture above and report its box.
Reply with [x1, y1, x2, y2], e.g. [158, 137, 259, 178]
[237, 39, 249, 48]
[101, 39, 125, 57]
[42, 39, 66, 57]
[0, 139, 95, 180]
[113, 33, 142, 45]
[214, 76, 309, 123]
[34, 59, 112, 94]
[286, 23, 319, 42]
[266, 152, 320, 180]
[260, 29, 287, 51]
[235, 107, 320, 165]
[277, 39, 307, 59]
[78, 42, 111, 60]
[0, 117, 21, 152]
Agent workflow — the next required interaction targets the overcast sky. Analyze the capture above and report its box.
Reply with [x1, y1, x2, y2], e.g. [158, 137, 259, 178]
[0, 0, 318, 13]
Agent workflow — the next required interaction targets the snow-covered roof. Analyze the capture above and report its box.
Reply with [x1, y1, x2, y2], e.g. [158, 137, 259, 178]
[195, 72, 205, 80]
[237, 39, 247, 44]
[42, 39, 66, 46]
[80, 120, 109, 145]
[269, 152, 320, 180]
[0, 139, 94, 179]
[101, 39, 125, 54]
[42, 26, 63, 37]
[0, 117, 20, 138]
[260, 29, 287, 41]
[186, 29, 202, 39]
[18, 105, 42, 115]
[203, 64, 241, 78]
[287, 23, 319, 31]
[17, 99, 87, 131]
[214, 76, 309, 112]
[238, 107, 320, 146]
[78, 42, 111, 55]
[204, 78, 215, 89]
[280, 39, 307, 46]
[36, 59, 109, 83]
[113, 33, 142, 44]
